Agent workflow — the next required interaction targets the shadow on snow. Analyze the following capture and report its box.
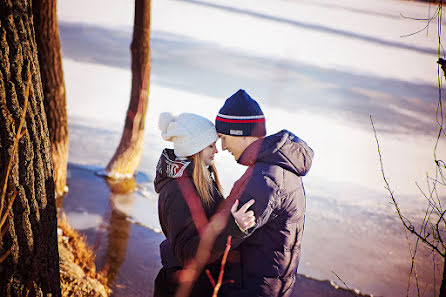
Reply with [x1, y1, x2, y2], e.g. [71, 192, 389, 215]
[59, 21, 441, 135]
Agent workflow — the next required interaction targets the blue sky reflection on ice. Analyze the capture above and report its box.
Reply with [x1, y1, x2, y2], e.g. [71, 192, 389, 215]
[60, 0, 446, 296]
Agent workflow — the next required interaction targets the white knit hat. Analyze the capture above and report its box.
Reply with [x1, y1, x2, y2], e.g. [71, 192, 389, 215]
[158, 112, 219, 158]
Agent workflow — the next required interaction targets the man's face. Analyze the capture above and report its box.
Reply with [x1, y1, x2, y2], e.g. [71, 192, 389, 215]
[218, 134, 246, 161]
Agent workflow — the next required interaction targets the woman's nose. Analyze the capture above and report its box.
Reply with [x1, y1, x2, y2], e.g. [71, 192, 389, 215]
[214, 146, 219, 154]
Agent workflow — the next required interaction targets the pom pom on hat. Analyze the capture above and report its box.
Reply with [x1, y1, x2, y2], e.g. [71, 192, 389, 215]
[158, 112, 176, 134]
[158, 112, 218, 157]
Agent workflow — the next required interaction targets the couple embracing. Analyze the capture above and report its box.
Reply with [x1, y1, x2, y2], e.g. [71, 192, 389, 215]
[153, 89, 314, 297]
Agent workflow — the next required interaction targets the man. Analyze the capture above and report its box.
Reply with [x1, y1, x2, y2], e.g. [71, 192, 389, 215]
[215, 89, 314, 297]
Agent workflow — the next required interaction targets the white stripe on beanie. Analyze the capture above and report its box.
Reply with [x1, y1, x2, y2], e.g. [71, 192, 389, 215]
[217, 113, 265, 120]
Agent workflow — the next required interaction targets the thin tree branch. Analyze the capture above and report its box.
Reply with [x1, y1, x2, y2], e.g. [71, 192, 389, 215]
[400, 5, 441, 38]
[331, 271, 357, 297]
[212, 236, 232, 297]
[371, 116, 445, 257]
[406, 236, 421, 297]
[205, 269, 216, 288]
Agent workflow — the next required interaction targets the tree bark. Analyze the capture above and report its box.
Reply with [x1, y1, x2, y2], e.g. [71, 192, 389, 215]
[33, 0, 69, 198]
[105, 0, 151, 179]
[0, 1, 61, 296]
[440, 258, 446, 297]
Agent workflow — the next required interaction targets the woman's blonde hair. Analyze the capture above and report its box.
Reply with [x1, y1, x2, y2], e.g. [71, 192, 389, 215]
[190, 151, 223, 207]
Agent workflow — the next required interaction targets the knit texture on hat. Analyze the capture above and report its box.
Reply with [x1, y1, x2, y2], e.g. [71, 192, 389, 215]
[215, 89, 266, 137]
[159, 112, 218, 158]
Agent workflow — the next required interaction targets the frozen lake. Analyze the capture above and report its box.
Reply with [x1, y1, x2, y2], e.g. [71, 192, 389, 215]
[59, 0, 445, 296]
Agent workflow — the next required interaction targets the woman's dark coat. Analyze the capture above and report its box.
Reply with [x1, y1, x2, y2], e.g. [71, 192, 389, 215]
[153, 149, 243, 297]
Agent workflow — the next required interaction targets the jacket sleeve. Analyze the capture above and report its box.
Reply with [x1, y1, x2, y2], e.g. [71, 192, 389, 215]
[229, 172, 279, 242]
[162, 186, 246, 266]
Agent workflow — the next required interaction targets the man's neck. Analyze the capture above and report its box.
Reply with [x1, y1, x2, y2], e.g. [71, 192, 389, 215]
[237, 136, 264, 163]
[243, 136, 262, 149]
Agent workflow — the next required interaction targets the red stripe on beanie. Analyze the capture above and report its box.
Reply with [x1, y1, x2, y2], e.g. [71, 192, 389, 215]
[216, 116, 265, 123]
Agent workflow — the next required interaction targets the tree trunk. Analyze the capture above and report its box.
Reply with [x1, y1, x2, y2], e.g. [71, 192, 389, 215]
[0, 1, 61, 296]
[440, 258, 446, 297]
[105, 0, 151, 179]
[33, 0, 69, 198]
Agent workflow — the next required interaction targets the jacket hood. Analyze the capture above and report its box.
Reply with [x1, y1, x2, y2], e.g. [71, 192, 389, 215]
[238, 130, 313, 176]
[154, 149, 193, 193]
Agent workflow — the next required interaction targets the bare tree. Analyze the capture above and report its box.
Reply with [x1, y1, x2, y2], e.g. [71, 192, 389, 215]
[105, 0, 151, 179]
[372, 116, 445, 297]
[371, 4, 446, 297]
[33, 0, 69, 198]
[0, 1, 61, 295]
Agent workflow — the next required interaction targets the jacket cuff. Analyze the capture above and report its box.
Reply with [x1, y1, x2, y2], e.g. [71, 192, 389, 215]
[227, 214, 248, 238]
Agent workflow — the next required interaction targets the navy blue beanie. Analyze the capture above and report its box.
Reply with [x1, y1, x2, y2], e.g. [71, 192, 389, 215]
[215, 89, 266, 137]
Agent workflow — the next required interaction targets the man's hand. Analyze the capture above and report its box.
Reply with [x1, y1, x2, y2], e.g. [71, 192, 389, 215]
[231, 199, 256, 232]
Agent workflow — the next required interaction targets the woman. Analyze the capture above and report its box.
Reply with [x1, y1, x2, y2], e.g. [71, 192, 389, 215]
[153, 112, 255, 297]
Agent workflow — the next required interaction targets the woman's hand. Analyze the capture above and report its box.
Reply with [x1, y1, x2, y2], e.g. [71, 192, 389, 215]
[231, 199, 256, 232]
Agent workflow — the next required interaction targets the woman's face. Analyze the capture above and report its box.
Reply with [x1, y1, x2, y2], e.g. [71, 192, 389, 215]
[201, 142, 218, 166]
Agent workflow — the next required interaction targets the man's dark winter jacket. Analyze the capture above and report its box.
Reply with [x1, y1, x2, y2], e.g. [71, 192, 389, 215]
[221, 130, 313, 297]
